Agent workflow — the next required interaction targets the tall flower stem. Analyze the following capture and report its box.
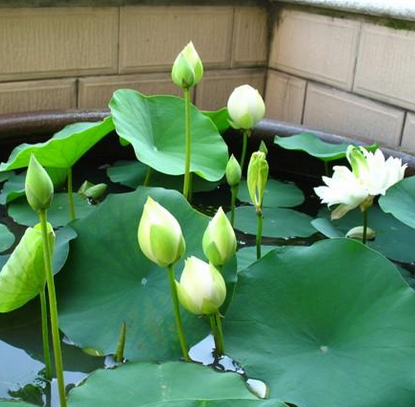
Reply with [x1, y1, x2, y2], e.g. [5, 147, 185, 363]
[230, 184, 239, 227]
[208, 312, 225, 356]
[67, 167, 76, 221]
[182, 88, 192, 201]
[143, 167, 153, 187]
[167, 264, 190, 361]
[115, 321, 127, 363]
[39, 288, 52, 380]
[362, 209, 368, 245]
[324, 161, 330, 177]
[240, 129, 251, 173]
[39, 210, 67, 407]
[256, 208, 263, 260]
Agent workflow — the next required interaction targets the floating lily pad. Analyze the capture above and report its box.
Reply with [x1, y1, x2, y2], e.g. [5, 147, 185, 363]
[233, 206, 316, 239]
[318, 206, 415, 262]
[379, 176, 415, 229]
[53, 227, 77, 275]
[311, 218, 343, 238]
[0, 172, 25, 204]
[226, 239, 415, 407]
[0, 118, 114, 171]
[0, 224, 15, 253]
[107, 160, 220, 193]
[0, 171, 12, 183]
[236, 246, 278, 272]
[203, 107, 231, 133]
[0, 402, 38, 407]
[57, 187, 236, 361]
[67, 361, 288, 407]
[110, 90, 228, 181]
[237, 180, 304, 208]
[8, 193, 95, 227]
[274, 132, 377, 162]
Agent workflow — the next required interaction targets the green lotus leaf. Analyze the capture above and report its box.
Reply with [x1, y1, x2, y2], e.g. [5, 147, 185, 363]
[0, 117, 114, 171]
[236, 246, 278, 272]
[0, 402, 39, 407]
[379, 176, 415, 229]
[67, 361, 288, 407]
[274, 132, 377, 162]
[233, 206, 316, 238]
[109, 90, 228, 181]
[0, 224, 15, 253]
[203, 107, 231, 133]
[237, 179, 304, 208]
[57, 187, 236, 361]
[225, 238, 415, 407]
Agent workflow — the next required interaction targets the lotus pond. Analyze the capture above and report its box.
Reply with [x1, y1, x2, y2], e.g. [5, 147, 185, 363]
[2, 43, 415, 407]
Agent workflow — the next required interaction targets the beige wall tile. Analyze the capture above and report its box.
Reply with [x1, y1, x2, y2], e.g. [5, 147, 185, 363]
[401, 113, 415, 152]
[195, 69, 266, 111]
[303, 83, 405, 146]
[354, 24, 415, 111]
[0, 8, 118, 81]
[0, 79, 76, 114]
[119, 6, 234, 73]
[265, 70, 306, 124]
[79, 73, 184, 109]
[232, 7, 268, 67]
[269, 9, 360, 91]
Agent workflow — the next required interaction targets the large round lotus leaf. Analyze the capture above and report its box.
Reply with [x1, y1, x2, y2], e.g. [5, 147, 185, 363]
[0, 224, 15, 253]
[379, 176, 415, 229]
[107, 160, 220, 192]
[67, 361, 288, 407]
[0, 172, 25, 204]
[274, 132, 377, 162]
[318, 206, 415, 262]
[225, 238, 415, 407]
[0, 117, 114, 171]
[233, 206, 316, 238]
[8, 193, 95, 227]
[237, 180, 304, 208]
[56, 187, 236, 361]
[236, 246, 278, 272]
[110, 90, 228, 181]
[0, 402, 38, 407]
[203, 107, 231, 133]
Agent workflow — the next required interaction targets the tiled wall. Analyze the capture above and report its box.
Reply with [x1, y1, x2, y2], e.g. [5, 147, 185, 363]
[0, 6, 267, 113]
[266, 8, 415, 151]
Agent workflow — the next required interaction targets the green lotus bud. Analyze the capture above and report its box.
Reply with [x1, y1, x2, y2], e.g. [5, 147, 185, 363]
[202, 207, 236, 267]
[247, 151, 269, 209]
[225, 155, 242, 187]
[25, 155, 54, 212]
[171, 41, 204, 89]
[138, 197, 186, 268]
[259, 140, 268, 156]
[176, 256, 226, 315]
[227, 84, 265, 130]
[78, 181, 107, 200]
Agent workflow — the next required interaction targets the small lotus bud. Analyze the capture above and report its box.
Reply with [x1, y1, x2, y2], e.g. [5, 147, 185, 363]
[171, 41, 204, 89]
[202, 207, 236, 267]
[225, 155, 242, 187]
[176, 256, 226, 315]
[247, 151, 269, 209]
[259, 140, 268, 156]
[138, 197, 186, 268]
[25, 155, 54, 212]
[346, 226, 376, 241]
[227, 85, 265, 130]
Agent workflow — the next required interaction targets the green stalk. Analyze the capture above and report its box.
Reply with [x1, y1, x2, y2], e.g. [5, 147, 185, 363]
[230, 184, 238, 227]
[39, 288, 52, 380]
[143, 167, 153, 187]
[67, 167, 76, 221]
[167, 264, 190, 361]
[39, 210, 67, 407]
[362, 209, 368, 245]
[324, 161, 330, 177]
[240, 129, 251, 173]
[208, 312, 225, 356]
[256, 208, 263, 260]
[182, 88, 192, 200]
[115, 321, 127, 363]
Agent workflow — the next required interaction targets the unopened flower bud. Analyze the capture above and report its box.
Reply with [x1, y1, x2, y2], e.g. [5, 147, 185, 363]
[138, 197, 186, 268]
[202, 207, 236, 267]
[176, 257, 226, 315]
[25, 155, 54, 212]
[171, 42, 204, 89]
[225, 155, 242, 187]
[227, 85, 265, 130]
[247, 151, 269, 209]
[259, 140, 268, 156]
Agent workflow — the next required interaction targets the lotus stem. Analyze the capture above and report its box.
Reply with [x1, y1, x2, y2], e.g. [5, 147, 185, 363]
[240, 129, 251, 173]
[39, 210, 67, 407]
[362, 209, 368, 245]
[115, 321, 127, 363]
[256, 208, 263, 260]
[209, 312, 225, 356]
[39, 288, 52, 380]
[182, 88, 192, 201]
[67, 167, 76, 221]
[324, 161, 329, 177]
[167, 264, 190, 361]
[230, 184, 238, 227]
[143, 167, 153, 187]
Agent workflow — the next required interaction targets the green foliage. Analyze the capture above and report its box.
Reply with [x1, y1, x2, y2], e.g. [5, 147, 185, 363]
[0, 224, 15, 253]
[203, 107, 231, 133]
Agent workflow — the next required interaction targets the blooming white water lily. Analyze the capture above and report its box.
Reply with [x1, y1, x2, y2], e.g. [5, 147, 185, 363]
[315, 146, 407, 219]
[176, 256, 226, 315]
[202, 207, 237, 267]
[227, 85, 265, 130]
[171, 41, 204, 89]
[138, 197, 186, 268]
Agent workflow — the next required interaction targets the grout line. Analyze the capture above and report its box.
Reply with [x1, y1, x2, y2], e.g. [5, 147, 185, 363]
[398, 111, 407, 146]
[117, 6, 121, 75]
[301, 80, 308, 124]
[350, 20, 363, 91]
